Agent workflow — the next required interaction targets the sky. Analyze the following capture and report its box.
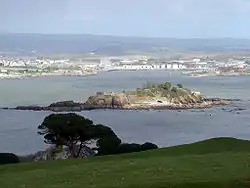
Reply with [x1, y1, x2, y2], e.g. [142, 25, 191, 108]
[1, 0, 250, 38]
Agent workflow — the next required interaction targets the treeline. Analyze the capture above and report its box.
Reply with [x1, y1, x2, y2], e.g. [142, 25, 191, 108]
[1, 113, 158, 165]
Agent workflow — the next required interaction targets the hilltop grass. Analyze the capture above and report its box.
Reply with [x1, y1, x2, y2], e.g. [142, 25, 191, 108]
[0, 137, 250, 188]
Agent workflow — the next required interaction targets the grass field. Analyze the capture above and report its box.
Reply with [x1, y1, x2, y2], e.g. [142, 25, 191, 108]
[0, 137, 250, 188]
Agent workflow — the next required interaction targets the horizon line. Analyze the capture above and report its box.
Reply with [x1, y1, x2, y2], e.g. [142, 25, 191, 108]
[0, 32, 250, 40]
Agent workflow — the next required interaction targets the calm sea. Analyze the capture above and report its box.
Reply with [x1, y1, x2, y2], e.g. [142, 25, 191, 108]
[0, 70, 250, 155]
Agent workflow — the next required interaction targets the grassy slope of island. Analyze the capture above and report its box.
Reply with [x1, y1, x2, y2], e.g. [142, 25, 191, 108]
[1, 137, 250, 188]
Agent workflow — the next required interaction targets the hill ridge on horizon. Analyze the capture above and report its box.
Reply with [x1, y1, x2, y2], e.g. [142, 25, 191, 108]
[1, 33, 250, 56]
[1, 32, 250, 40]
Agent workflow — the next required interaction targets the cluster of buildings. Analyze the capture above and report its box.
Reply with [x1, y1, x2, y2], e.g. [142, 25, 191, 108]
[0, 56, 103, 79]
[0, 56, 69, 68]
[113, 58, 211, 71]
[0, 55, 249, 79]
[119, 64, 185, 70]
[108, 58, 249, 74]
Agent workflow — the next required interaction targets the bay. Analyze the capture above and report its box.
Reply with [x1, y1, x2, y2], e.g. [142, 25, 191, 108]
[0, 70, 250, 155]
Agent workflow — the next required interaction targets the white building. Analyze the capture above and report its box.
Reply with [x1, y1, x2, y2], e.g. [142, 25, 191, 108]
[0, 69, 8, 73]
[165, 63, 187, 70]
[179, 64, 187, 69]
[193, 59, 201, 63]
[160, 64, 166, 69]
[9, 61, 26, 67]
[166, 64, 172, 69]
[120, 60, 139, 64]
[118, 63, 188, 70]
[152, 65, 160, 69]
[172, 64, 179, 69]
[121, 65, 153, 70]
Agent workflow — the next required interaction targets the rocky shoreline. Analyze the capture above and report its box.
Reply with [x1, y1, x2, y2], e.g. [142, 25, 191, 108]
[191, 72, 250, 78]
[0, 98, 233, 112]
[0, 71, 98, 80]
[0, 82, 236, 112]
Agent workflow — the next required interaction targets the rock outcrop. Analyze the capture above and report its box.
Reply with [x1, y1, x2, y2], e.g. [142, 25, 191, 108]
[84, 92, 130, 108]
[15, 100, 84, 112]
[48, 100, 84, 111]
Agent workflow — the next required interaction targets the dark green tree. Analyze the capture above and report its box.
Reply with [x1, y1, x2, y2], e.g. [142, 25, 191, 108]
[97, 136, 121, 155]
[177, 84, 184, 88]
[38, 113, 116, 158]
[116, 143, 142, 154]
[163, 82, 172, 90]
[140, 142, 158, 151]
[91, 124, 118, 139]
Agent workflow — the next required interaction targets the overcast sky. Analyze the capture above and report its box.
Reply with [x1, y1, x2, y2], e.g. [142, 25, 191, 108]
[1, 0, 250, 38]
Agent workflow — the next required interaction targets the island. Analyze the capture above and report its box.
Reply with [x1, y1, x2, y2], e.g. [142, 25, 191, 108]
[2, 82, 233, 112]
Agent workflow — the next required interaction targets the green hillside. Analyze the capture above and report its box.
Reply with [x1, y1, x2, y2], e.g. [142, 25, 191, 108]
[1, 137, 250, 188]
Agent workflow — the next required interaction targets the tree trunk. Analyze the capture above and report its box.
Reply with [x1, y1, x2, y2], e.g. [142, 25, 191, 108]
[68, 142, 75, 158]
[76, 143, 83, 158]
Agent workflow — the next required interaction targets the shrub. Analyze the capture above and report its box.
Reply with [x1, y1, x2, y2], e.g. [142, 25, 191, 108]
[171, 86, 178, 92]
[164, 82, 172, 90]
[97, 136, 121, 156]
[140, 142, 158, 151]
[117, 143, 142, 154]
[177, 84, 184, 88]
[0, 153, 19, 165]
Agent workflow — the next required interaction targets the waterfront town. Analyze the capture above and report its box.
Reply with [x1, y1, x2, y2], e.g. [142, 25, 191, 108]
[0, 55, 250, 79]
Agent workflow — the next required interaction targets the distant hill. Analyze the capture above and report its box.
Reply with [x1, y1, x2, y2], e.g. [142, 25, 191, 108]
[1, 33, 250, 56]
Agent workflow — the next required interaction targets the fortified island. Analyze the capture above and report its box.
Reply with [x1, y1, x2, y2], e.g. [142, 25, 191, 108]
[5, 82, 232, 112]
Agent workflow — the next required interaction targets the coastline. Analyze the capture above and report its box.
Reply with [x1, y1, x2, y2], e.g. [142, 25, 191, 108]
[0, 79, 234, 112]
[1, 98, 232, 112]
[0, 71, 99, 80]
[191, 72, 250, 78]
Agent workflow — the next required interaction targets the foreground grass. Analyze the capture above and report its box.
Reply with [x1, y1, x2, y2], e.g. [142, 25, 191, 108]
[0, 137, 250, 188]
